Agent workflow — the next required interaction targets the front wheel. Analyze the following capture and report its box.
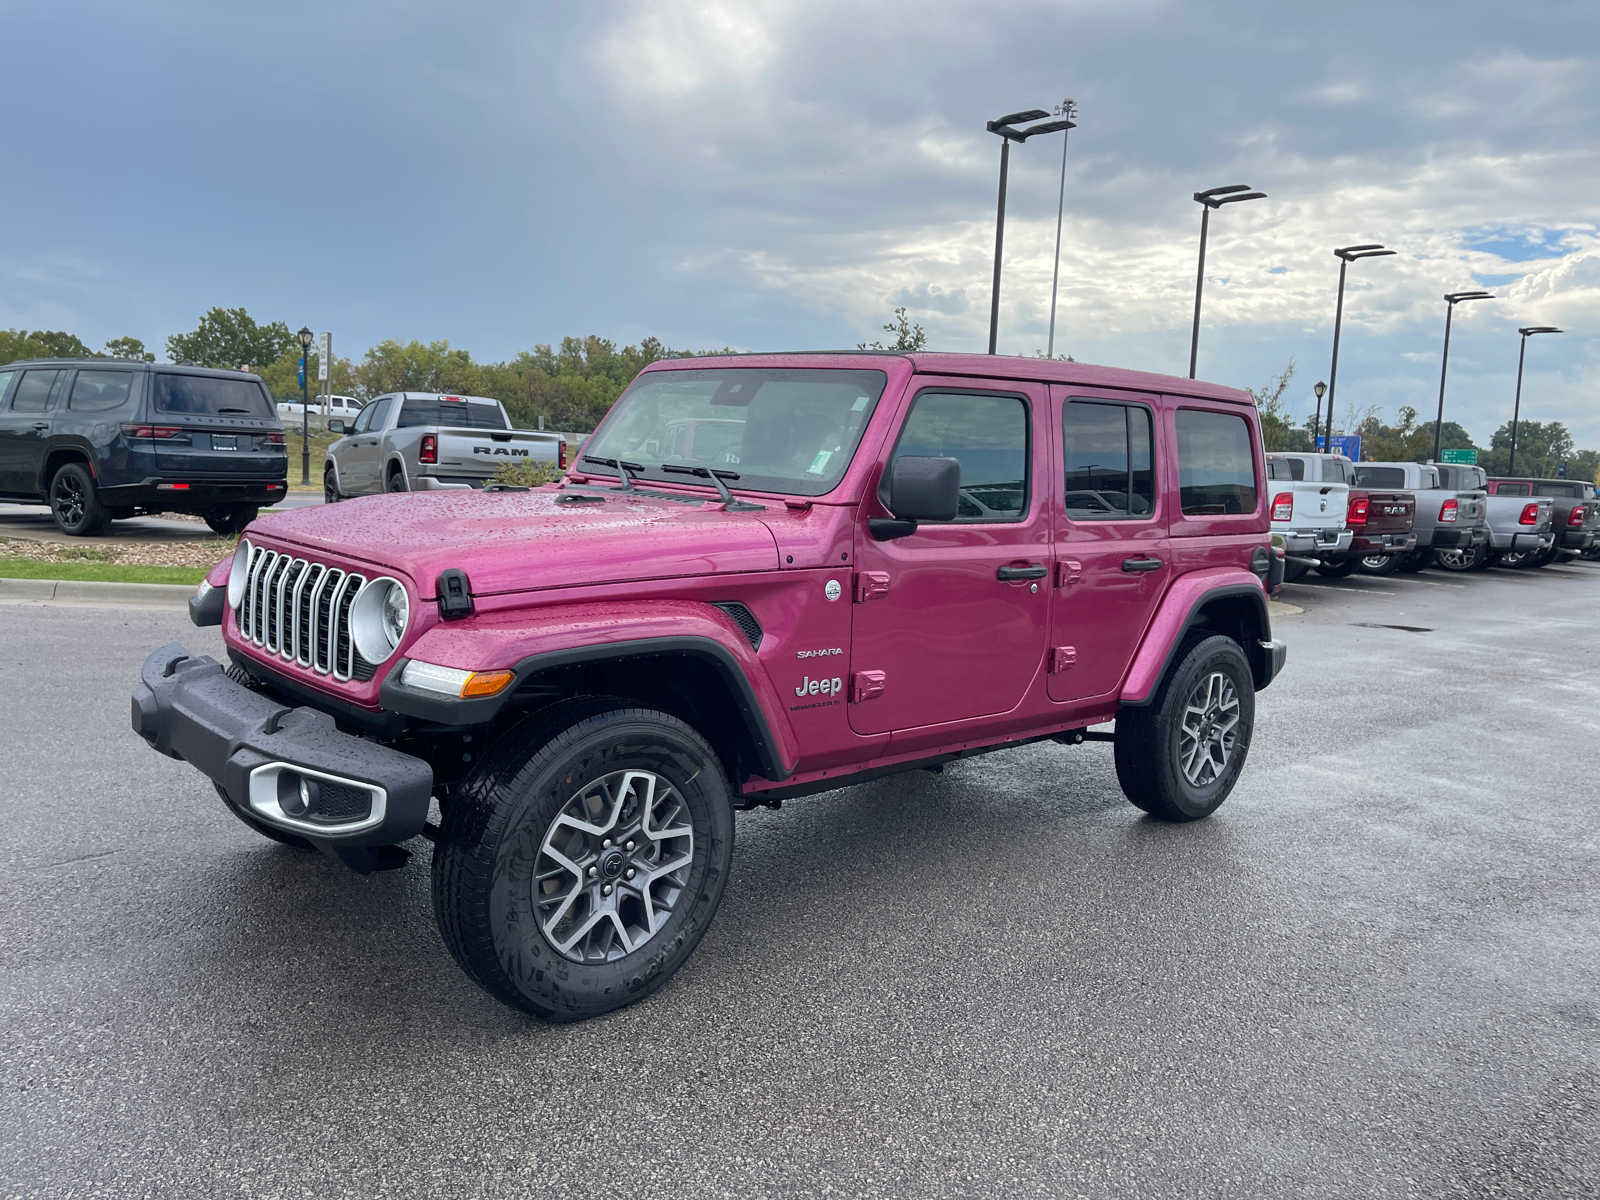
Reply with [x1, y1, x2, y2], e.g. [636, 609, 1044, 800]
[432, 698, 734, 1021]
[1359, 553, 1401, 575]
[1114, 634, 1255, 822]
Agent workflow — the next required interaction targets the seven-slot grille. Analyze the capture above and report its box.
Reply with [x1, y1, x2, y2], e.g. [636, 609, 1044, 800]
[236, 544, 373, 681]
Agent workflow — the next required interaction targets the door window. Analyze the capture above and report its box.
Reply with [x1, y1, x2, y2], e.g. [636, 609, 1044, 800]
[1175, 408, 1257, 515]
[0, 371, 13, 404]
[889, 391, 1029, 522]
[68, 371, 135, 412]
[1062, 400, 1155, 520]
[362, 398, 393, 431]
[10, 370, 60, 413]
[352, 401, 379, 433]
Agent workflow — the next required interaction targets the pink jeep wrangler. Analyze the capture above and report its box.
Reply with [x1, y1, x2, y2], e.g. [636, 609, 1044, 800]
[133, 352, 1287, 1020]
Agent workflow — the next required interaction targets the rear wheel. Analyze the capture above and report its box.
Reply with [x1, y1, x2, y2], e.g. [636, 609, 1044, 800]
[1115, 634, 1255, 822]
[1315, 556, 1362, 579]
[1396, 549, 1431, 573]
[203, 505, 258, 536]
[324, 467, 341, 503]
[1495, 548, 1536, 569]
[48, 462, 111, 536]
[432, 698, 735, 1021]
[387, 468, 407, 493]
[1434, 545, 1482, 572]
[1359, 553, 1401, 575]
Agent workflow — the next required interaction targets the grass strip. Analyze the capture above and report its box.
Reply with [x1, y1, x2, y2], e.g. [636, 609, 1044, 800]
[0, 556, 207, 586]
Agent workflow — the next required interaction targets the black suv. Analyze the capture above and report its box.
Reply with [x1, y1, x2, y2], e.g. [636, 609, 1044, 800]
[0, 360, 288, 535]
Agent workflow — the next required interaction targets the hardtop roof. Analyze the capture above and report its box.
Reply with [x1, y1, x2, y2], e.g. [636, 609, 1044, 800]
[0, 358, 263, 378]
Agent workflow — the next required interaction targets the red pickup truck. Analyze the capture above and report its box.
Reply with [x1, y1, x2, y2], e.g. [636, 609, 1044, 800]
[1275, 453, 1416, 578]
[133, 353, 1287, 1021]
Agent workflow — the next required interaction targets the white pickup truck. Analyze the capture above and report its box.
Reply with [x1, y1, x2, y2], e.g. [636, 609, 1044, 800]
[323, 392, 565, 499]
[1266, 454, 1352, 582]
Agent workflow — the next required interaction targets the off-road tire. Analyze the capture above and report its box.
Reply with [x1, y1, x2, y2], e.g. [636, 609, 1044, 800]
[1314, 556, 1362, 579]
[204, 505, 258, 536]
[324, 468, 342, 503]
[1114, 634, 1255, 822]
[1396, 549, 1431, 573]
[431, 698, 735, 1021]
[213, 781, 314, 850]
[48, 462, 111, 536]
[1359, 553, 1401, 575]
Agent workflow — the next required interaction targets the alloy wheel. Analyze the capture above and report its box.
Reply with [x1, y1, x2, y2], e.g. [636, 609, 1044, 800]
[51, 474, 87, 528]
[1178, 670, 1239, 788]
[534, 769, 695, 963]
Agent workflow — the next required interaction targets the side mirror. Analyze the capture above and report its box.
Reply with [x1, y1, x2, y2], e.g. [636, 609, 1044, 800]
[327, 419, 346, 434]
[870, 455, 961, 540]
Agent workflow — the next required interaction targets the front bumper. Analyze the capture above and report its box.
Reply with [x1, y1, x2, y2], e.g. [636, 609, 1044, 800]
[1278, 528, 1353, 555]
[1254, 639, 1288, 691]
[1351, 531, 1417, 556]
[131, 643, 433, 853]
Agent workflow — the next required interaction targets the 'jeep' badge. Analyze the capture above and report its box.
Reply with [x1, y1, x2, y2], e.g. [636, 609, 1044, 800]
[824, 579, 842, 602]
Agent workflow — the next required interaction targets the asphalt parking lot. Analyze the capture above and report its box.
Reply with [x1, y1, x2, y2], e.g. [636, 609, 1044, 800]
[3, 562, 1599, 1199]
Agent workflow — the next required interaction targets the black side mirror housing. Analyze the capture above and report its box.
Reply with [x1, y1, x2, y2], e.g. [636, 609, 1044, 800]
[327, 419, 346, 434]
[869, 455, 961, 540]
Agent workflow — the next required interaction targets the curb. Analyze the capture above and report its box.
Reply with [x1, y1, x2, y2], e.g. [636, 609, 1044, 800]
[0, 577, 196, 608]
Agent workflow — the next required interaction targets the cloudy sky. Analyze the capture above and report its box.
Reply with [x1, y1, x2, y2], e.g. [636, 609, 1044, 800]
[4, 0, 1598, 448]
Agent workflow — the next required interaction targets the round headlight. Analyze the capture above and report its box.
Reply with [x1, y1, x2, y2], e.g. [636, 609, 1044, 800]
[227, 539, 253, 609]
[350, 578, 408, 664]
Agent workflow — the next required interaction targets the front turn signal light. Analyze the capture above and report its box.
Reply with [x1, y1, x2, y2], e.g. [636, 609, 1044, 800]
[461, 670, 515, 698]
[401, 660, 516, 699]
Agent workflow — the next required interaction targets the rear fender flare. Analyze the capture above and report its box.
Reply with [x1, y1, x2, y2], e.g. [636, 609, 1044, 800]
[1120, 571, 1272, 704]
[379, 600, 797, 780]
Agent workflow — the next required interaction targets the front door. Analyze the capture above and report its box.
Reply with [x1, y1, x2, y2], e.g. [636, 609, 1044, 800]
[1048, 390, 1170, 703]
[335, 396, 390, 493]
[0, 369, 62, 495]
[849, 382, 1050, 736]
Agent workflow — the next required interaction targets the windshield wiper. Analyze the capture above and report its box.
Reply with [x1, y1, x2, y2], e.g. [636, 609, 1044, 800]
[581, 455, 643, 492]
[218, 407, 253, 415]
[661, 464, 763, 511]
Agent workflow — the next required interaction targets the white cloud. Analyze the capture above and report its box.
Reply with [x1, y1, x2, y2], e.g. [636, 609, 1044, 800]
[600, 0, 788, 98]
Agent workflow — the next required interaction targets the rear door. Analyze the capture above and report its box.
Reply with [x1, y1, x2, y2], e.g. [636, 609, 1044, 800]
[848, 379, 1050, 737]
[0, 368, 61, 494]
[1048, 389, 1169, 702]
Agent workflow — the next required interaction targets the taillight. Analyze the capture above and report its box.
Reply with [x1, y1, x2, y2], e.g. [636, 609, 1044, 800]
[1570, 505, 1586, 528]
[1519, 503, 1539, 526]
[559, 440, 568, 470]
[262, 430, 285, 445]
[1270, 492, 1293, 521]
[420, 433, 438, 464]
[120, 424, 185, 439]
[1347, 497, 1369, 526]
[1438, 498, 1458, 523]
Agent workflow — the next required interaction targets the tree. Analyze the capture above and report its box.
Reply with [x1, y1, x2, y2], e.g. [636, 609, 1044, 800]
[859, 308, 926, 352]
[1351, 407, 1478, 463]
[254, 344, 356, 402]
[1480, 419, 1578, 478]
[0, 328, 96, 363]
[166, 307, 295, 369]
[355, 339, 484, 397]
[103, 336, 155, 362]
[1250, 359, 1312, 452]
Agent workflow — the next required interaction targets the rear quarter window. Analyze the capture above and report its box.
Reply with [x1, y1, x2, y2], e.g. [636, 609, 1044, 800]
[1175, 409, 1257, 515]
[68, 370, 135, 412]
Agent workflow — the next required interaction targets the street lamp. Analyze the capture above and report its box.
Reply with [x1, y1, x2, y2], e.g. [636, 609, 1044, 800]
[1045, 98, 1079, 360]
[1432, 292, 1493, 462]
[1508, 326, 1563, 475]
[1188, 184, 1266, 379]
[297, 326, 314, 486]
[1312, 380, 1327, 448]
[1323, 244, 1395, 451]
[985, 108, 1077, 355]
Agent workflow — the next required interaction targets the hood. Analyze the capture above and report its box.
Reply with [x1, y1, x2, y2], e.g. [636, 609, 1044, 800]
[250, 487, 781, 597]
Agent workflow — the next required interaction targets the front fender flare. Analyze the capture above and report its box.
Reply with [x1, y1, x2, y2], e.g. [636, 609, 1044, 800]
[1119, 570, 1273, 705]
[378, 600, 797, 779]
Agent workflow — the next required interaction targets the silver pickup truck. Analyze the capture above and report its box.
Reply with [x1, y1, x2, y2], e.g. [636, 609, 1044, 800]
[1485, 476, 1600, 567]
[323, 393, 564, 499]
[1352, 461, 1487, 574]
[1425, 463, 1553, 571]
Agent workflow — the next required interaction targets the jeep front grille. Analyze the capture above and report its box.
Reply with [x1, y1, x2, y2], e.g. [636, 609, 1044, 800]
[236, 545, 375, 681]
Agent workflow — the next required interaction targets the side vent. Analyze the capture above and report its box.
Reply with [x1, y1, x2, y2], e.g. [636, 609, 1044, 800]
[712, 602, 763, 652]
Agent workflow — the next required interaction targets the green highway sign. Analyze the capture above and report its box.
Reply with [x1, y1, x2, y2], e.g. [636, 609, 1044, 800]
[1441, 448, 1478, 465]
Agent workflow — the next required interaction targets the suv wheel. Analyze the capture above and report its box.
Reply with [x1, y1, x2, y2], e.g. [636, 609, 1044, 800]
[203, 505, 259, 536]
[1359, 553, 1400, 575]
[48, 462, 111, 536]
[1114, 634, 1255, 822]
[432, 698, 734, 1020]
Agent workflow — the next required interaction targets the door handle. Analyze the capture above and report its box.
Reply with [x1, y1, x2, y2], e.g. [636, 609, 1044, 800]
[1122, 557, 1163, 573]
[997, 564, 1048, 581]
[32, 422, 49, 430]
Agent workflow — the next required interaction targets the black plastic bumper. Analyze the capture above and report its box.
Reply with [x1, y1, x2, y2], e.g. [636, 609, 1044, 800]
[132, 643, 433, 854]
[1559, 529, 1597, 550]
[100, 479, 288, 510]
[1429, 526, 1487, 549]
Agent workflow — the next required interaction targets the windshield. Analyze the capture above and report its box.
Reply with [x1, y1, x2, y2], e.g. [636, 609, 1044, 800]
[153, 374, 272, 417]
[582, 368, 889, 496]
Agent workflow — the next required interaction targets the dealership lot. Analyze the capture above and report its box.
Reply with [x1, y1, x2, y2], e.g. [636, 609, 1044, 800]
[3, 563, 1598, 1199]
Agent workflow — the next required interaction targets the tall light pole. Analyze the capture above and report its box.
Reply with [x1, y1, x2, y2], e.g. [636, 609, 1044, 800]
[297, 326, 314, 486]
[1312, 380, 1327, 448]
[1432, 292, 1493, 462]
[1045, 98, 1079, 360]
[1324, 244, 1395, 451]
[1508, 325, 1562, 475]
[985, 108, 1076, 355]
[1188, 184, 1266, 379]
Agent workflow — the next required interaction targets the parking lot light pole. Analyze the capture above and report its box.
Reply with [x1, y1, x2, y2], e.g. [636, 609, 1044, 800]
[1187, 184, 1266, 379]
[1508, 326, 1563, 475]
[297, 326, 314, 485]
[985, 108, 1076, 355]
[1432, 292, 1493, 462]
[1045, 99, 1079, 359]
[1312, 380, 1327, 447]
[1324, 244, 1395, 451]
